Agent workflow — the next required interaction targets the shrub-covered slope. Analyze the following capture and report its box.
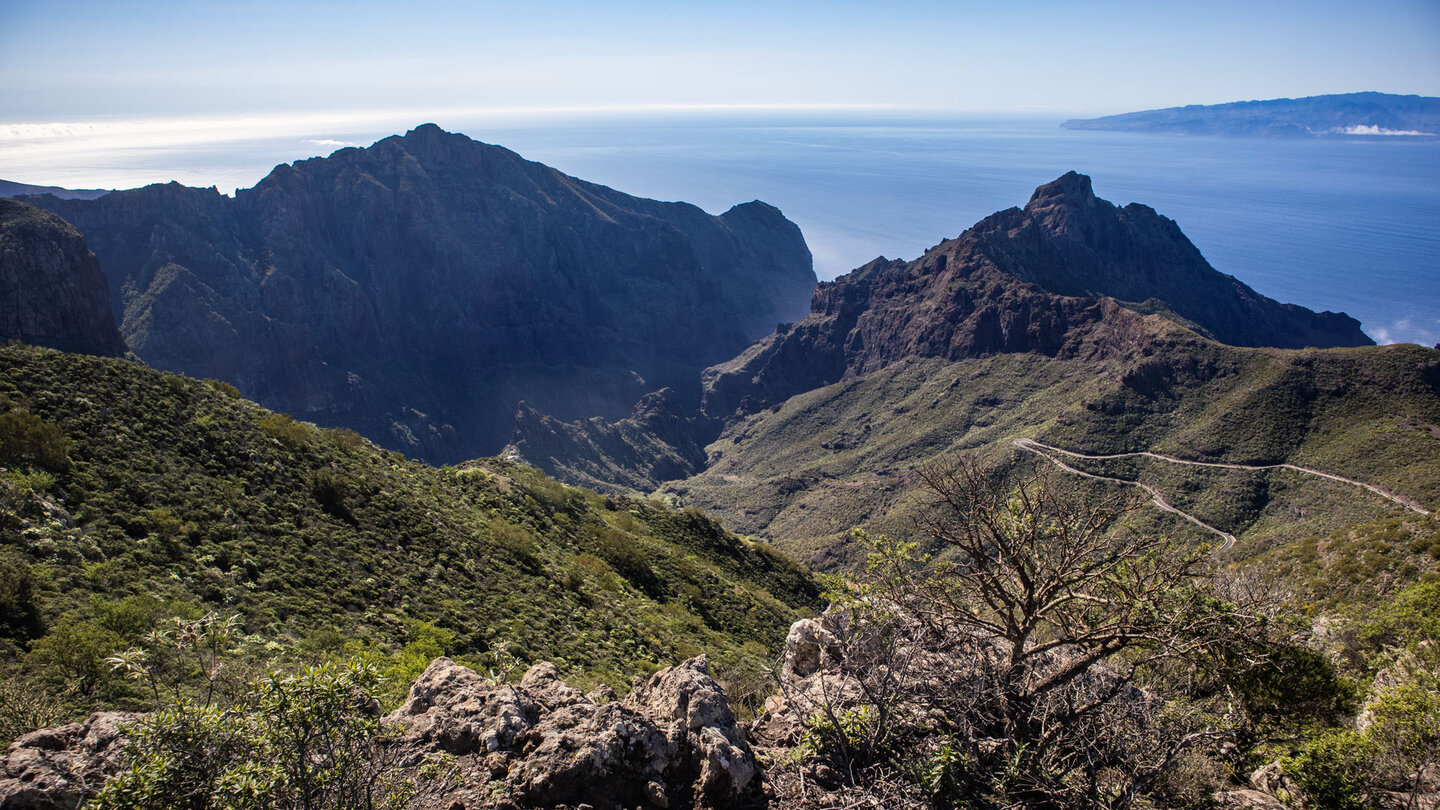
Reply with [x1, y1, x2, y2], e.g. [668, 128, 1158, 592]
[0, 344, 820, 695]
[665, 341, 1440, 567]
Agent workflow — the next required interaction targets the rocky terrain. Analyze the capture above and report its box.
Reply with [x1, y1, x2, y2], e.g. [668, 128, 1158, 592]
[23, 124, 815, 462]
[4, 614, 1435, 810]
[0, 199, 125, 357]
[1062, 91, 1440, 137]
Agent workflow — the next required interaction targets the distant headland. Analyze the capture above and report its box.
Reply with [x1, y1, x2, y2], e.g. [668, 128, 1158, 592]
[1063, 91, 1440, 138]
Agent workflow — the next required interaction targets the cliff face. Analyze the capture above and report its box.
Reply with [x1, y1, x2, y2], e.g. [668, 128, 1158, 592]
[28, 124, 815, 461]
[700, 172, 1371, 419]
[0, 199, 125, 357]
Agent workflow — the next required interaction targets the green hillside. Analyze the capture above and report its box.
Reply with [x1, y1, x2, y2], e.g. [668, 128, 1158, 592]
[0, 344, 820, 727]
[662, 341, 1440, 568]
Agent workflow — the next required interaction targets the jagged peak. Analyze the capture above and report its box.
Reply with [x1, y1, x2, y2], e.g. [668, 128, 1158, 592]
[403, 122, 449, 138]
[1025, 171, 1099, 211]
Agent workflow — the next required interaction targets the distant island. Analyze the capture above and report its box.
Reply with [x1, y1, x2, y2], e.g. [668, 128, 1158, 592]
[0, 178, 111, 200]
[1062, 91, 1440, 138]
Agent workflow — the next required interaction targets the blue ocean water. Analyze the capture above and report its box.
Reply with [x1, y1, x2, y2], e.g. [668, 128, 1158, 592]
[11, 115, 1438, 344]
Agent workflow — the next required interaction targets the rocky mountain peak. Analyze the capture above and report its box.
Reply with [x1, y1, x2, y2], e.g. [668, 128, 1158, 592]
[1022, 170, 1111, 240]
[1026, 170, 1098, 210]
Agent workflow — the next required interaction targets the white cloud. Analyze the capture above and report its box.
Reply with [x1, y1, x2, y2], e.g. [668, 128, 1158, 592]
[1336, 125, 1434, 136]
[1370, 317, 1440, 346]
[302, 139, 361, 148]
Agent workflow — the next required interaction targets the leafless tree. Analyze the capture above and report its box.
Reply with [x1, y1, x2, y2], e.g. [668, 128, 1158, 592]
[796, 456, 1265, 809]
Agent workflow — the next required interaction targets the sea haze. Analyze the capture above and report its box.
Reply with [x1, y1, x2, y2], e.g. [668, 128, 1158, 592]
[5, 114, 1437, 345]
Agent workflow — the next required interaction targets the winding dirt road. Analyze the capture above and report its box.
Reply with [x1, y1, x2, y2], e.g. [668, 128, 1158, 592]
[1014, 437, 1431, 553]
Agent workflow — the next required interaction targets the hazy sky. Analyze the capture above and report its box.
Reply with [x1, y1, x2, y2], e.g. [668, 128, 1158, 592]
[3, 0, 1438, 124]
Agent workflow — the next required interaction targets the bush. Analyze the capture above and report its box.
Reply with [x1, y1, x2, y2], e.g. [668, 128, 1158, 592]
[0, 547, 43, 642]
[309, 467, 353, 522]
[0, 409, 68, 469]
[25, 617, 122, 697]
[786, 458, 1268, 809]
[1282, 729, 1378, 810]
[256, 413, 312, 446]
[93, 661, 404, 810]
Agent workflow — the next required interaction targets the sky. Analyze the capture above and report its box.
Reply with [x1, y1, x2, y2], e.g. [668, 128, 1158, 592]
[0, 0, 1437, 191]
[2, 0, 1438, 123]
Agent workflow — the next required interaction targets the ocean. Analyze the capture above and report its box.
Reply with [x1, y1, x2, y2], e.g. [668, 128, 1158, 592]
[4, 114, 1437, 345]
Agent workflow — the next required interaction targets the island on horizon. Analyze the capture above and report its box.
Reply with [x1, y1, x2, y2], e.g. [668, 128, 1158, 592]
[1063, 91, 1440, 138]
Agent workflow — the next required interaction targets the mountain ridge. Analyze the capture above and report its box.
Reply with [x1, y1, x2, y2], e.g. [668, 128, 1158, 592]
[23, 124, 816, 463]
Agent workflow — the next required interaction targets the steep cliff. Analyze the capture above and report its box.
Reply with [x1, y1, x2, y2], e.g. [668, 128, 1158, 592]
[26, 124, 815, 461]
[0, 199, 125, 357]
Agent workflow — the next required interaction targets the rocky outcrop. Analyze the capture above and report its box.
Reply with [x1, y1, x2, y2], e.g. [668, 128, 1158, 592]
[389, 656, 759, 809]
[0, 712, 137, 809]
[0, 199, 125, 357]
[26, 125, 815, 462]
[0, 657, 759, 810]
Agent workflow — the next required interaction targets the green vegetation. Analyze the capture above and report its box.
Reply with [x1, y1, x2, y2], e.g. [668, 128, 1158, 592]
[664, 343, 1440, 570]
[96, 614, 417, 810]
[0, 344, 821, 739]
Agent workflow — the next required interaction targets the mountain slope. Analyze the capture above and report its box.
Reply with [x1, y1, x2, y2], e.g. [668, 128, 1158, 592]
[671, 342, 1440, 566]
[25, 125, 816, 462]
[0, 343, 821, 685]
[1062, 91, 1440, 137]
[0, 199, 125, 357]
[702, 172, 1368, 423]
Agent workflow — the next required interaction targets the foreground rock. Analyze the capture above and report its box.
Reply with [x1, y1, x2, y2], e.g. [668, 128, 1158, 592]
[389, 655, 758, 809]
[0, 657, 757, 810]
[0, 712, 137, 809]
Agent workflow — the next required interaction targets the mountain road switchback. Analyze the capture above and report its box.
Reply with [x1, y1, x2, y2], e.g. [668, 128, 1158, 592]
[1014, 437, 1433, 554]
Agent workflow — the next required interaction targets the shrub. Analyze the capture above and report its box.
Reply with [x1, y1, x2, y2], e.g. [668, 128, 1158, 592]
[309, 467, 353, 522]
[256, 413, 311, 446]
[25, 618, 122, 696]
[92, 661, 404, 810]
[202, 379, 241, 399]
[1282, 729, 1378, 810]
[0, 409, 68, 469]
[0, 675, 67, 745]
[0, 547, 43, 642]
[788, 457, 1270, 809]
